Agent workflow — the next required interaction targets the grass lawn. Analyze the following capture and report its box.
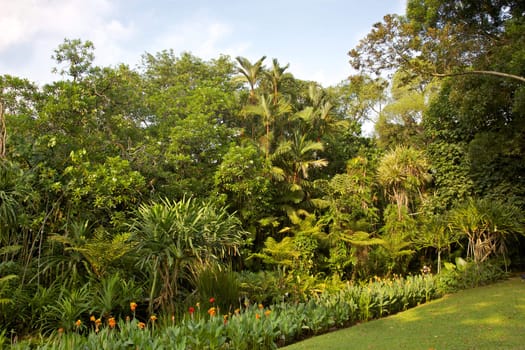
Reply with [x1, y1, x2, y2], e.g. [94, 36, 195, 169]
[283, 277, 525, 350]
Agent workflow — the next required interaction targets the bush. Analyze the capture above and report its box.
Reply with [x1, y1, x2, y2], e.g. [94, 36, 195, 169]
[436, 258, 507, 294]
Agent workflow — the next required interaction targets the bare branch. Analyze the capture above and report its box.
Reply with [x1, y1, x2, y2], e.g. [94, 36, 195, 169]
[432, 70, 525, 83]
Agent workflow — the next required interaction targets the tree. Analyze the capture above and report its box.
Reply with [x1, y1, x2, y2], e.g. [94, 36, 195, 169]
[296, 84, 350, 141]
[329, 75, 387, 125]
[265, 58, 290, 104]
[413, 213, 461, 273]
[214, 142, 273, 225]
[245, 94, 292, 158]
[0, 75, 39, 161]
[234, 56, 267, 104]
[137, 51, 239, 198]
[375, 72, 438, 148]
[272, 131, 328, 186]
[377, 145, 431, 219]
[349, 1, 525, 82]
[52, 38, 95, 82]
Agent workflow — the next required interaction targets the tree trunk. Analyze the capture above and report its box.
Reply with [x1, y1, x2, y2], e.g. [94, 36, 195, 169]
[0, 101, 6, 158]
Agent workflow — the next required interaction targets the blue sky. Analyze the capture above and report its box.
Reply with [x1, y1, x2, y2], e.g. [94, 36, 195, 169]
[1, 0, 405, 86]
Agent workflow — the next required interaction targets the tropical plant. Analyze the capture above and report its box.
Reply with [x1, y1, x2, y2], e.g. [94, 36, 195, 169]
[448, 198, 524, 266]
[413, 213, 461, 273]
[234, 56, 267, 104]
[131, 197, 246, 313]
[377, 145, 431, 219]
[272, 131, 328, 185]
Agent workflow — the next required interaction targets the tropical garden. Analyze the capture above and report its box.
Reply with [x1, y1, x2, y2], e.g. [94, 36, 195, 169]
[1, 0, 524, 348]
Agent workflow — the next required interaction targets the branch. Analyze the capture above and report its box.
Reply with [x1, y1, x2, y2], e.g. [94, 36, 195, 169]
[432, 70, 525, 83]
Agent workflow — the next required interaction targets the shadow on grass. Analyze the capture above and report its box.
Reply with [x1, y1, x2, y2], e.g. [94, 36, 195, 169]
[283, 278, 525, 350]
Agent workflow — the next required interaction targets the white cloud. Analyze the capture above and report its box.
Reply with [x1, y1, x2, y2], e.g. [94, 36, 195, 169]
[150, 14, 250, 60]
[0, 0, 135, 83]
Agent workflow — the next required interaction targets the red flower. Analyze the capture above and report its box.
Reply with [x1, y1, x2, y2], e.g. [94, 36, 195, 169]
[189, 306, 195, 314]
[209, 297, 215, 303]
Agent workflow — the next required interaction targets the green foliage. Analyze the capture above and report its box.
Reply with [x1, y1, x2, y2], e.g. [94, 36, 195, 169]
[448, 198, 524, 265]
[44, 284, 91, 333]
[436, 258, 507, 294]
[214, 142, 273, 225]
[11, 275, 440, 349]
[3, 18, 525, 340]
[52, 38, 95, 81]
[192, 265, 241, 313]
[377, 145, 431, 218]
[131, 197, 247, 312]
[61, 150, 146, 226]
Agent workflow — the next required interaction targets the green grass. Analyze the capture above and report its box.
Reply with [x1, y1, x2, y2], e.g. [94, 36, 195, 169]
[283, 277, 525, 350]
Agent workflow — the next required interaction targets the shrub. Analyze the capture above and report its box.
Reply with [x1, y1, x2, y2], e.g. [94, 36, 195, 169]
[436, 258, 507, 294]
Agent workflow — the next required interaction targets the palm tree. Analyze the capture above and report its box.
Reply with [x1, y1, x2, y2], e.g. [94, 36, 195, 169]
[295, 84, 349, 141]
[272, 131, 328, 185]
[266, 58, 289, 104]
[244, 94, 292, 158]
[414, 214, 461, 273]
[234, 56, 266, 104]
[377, 145, 431, 219]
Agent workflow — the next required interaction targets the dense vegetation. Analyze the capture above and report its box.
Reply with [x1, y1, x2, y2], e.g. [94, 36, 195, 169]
[1, 0, 524, 346]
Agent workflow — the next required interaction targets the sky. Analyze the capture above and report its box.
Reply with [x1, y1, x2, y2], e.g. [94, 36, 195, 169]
[0, 0, 406, 87]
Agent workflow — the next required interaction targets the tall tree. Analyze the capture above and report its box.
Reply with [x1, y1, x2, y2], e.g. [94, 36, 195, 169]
[52, 38, 95, 82]
[377, 145, 431, 219]
[234, 56, 267, 104]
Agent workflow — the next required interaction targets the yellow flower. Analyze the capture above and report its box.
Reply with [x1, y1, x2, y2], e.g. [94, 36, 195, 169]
[108, 317, 116, 329]
[234, 308, 240, 315]
[90, 315, 96, 322]
[207, 307, 216, 317]
[75, 319, 82, 328]
[258, 303, 264, 309]
[130, 301, 137, 312]
[137, 322, 146, 329]
[264, 310, 271, 317]
[95, 318, 102, 326]
[150, 315, 157, 322]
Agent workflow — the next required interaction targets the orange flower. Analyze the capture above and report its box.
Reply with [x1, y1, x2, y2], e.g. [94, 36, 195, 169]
[137, 322, 146, 329]
[223, 314, 228, 325]
[75, 319, 82, 328]
[108, 317, 116, 329]
[130, 302, 137, 312]
[255, 313, 261, 319]
[234, 308, 240, 315]
[264, 310, 271, 317]
[207, 307, 216, 317]
[150, 315, 157, 322]
[95, 319, 102, 326]
[90, 315, 96, 322]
